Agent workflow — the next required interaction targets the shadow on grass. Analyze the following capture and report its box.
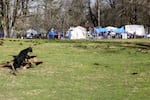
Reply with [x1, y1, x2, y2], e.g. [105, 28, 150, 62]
[70, 40, 150, 50]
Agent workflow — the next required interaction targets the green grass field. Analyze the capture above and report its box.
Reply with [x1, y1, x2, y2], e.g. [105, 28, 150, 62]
[0, 39, 150, 100]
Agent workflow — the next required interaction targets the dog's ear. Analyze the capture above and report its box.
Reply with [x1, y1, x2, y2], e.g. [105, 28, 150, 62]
[13, 56, 17, 58]
[28, 47, 32, 52]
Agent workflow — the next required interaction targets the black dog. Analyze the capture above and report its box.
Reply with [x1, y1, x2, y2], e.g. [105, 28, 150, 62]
[12, 47, 32, 75]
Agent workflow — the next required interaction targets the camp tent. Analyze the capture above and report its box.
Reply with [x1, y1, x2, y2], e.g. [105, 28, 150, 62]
[26, 29, 38, 39]
[68, 26, 87, 39]
[125, 25, 145, 36]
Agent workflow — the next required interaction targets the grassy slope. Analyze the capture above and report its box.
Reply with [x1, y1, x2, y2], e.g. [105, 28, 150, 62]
[0, 39, 150, 100]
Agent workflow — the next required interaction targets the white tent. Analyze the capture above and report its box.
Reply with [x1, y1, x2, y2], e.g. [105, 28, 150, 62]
[125, 25, 145, 36]
[26, 29, 38, 38]
[68, 26, 87, 40]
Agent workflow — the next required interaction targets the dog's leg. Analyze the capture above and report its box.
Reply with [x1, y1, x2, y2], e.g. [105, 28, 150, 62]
[11, 64, 17, 76]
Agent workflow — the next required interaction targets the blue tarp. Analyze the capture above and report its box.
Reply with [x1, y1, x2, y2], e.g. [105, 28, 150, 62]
[95, 26, 125, 34]
[111, 26, 125, 33]
[95, 27, 107, 33]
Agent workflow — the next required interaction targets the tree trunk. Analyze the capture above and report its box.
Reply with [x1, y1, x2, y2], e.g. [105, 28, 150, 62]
[2, 21, 9, 37]
[0, 0, 19, 38]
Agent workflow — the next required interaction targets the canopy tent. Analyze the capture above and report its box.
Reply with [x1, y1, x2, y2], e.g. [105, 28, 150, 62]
[68, 26, 87, 39]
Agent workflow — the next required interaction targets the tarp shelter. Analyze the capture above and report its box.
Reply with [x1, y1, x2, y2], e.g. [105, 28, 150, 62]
[106, 26, 125, 33]
[112, 26, 125, 33]
[95, 27, 107, 33]
[68, 26, 87, 39]
[26, 29, 38, 39]
[125, 25, 145, 36]
[95, 26, 125, 34]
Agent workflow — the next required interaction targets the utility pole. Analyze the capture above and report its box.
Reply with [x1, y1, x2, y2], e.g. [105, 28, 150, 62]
[97, 0, 101, 26]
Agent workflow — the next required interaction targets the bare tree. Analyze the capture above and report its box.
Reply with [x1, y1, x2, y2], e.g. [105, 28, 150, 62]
[86, 0, 98, 27]
[41, 0, 62, 31]
[91, 0, 150, 26]
[0, 0, 30, 38]
[0, 0, 19, 37]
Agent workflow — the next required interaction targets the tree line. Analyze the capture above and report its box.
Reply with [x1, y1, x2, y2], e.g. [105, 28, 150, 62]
[0, 0, 150, 38]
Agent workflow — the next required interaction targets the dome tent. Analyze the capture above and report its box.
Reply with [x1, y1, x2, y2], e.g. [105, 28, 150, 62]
[26, 29, 38, 39]
[68, 26, 87, 40]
